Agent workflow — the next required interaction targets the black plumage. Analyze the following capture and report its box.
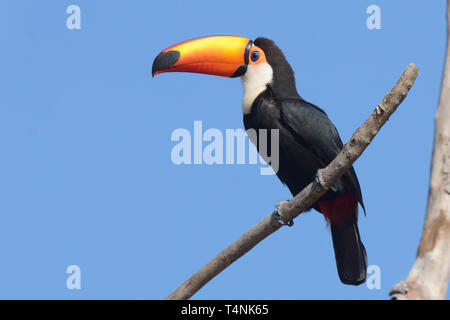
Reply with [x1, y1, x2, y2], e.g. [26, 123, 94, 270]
[243, 38, 367, 285]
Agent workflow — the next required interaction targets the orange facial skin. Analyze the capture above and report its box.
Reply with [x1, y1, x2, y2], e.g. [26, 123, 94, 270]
[247, 44, 267, 66]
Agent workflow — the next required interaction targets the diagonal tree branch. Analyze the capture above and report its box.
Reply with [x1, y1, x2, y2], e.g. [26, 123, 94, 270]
[390, 1, 450, 300]
[166, 63, 419, 300]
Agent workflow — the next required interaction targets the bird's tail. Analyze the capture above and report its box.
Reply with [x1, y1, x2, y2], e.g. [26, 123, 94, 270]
[318, 193, 367, 285]
[330, 218, 367, 285]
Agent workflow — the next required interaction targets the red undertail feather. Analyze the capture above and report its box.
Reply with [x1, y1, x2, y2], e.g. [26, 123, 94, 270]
[318, 192, 358, 224]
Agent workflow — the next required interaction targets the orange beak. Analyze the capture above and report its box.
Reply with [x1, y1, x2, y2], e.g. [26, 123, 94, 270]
[152, 35, 252, 78]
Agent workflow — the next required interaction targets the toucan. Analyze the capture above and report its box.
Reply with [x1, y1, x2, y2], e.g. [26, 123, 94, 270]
[152, 36, 367, 285]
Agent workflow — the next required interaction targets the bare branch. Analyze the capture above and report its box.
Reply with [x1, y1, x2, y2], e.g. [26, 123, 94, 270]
[166, 64, 419, 300]
[390, 1, 450, 300]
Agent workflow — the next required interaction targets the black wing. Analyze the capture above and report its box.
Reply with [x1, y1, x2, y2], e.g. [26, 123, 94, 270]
[280, 98, 343, 165]
[280, 98, 365, 211]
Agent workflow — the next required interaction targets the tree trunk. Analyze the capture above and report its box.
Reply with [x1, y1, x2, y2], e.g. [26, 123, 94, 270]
[390, 0, 450, 300]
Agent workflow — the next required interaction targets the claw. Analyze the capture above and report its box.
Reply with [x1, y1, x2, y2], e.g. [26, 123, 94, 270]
[315, 169, 336, 192]
[273, 201, 294, 227]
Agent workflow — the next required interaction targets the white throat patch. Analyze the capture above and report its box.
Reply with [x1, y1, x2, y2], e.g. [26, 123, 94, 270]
[240, 62, 273, 114]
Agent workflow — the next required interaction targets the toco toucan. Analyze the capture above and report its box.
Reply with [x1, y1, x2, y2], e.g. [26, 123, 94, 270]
[152, 36, 367, 285]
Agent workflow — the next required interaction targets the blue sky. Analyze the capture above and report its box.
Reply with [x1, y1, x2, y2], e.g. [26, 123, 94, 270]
[0, 1, 447, 299]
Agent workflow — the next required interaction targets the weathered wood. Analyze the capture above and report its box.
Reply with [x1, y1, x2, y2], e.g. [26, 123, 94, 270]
[390, 1, 450, 300]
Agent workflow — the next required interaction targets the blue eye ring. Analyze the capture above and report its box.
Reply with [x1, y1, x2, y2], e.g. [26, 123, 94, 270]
[250, 51, 260, 62]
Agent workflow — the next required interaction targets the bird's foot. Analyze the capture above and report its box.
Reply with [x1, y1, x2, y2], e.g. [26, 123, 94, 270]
[315, 169, 336, 192]
[272, 200, 294, 227]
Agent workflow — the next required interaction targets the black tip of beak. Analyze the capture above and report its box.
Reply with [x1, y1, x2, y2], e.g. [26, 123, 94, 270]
[152, 51, 180, 77]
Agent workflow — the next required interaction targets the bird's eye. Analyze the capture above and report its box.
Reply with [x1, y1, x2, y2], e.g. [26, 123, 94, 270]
[250, 51, 260, 62]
